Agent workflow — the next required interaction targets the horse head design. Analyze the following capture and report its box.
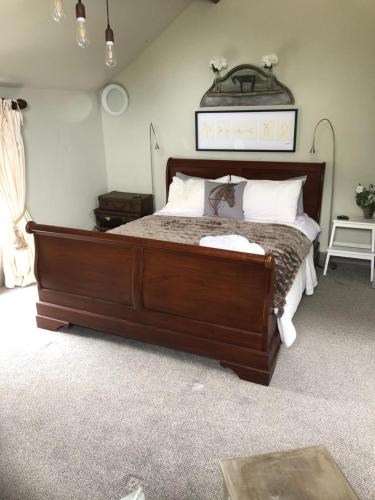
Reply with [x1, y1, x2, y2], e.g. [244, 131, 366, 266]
[208, 183, 237, 216]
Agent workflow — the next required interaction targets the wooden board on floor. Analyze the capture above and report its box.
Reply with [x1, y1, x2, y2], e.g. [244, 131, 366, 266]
[220, 446, 359, 500]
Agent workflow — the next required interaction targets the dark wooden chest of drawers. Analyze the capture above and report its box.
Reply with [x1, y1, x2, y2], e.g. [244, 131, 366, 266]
[94, 191, 153, 231]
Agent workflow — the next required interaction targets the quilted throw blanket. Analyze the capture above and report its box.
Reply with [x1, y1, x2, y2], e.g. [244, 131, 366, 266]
[109, 216, 312, 316]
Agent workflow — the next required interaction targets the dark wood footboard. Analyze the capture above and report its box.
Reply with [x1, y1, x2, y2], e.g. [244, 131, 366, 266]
[26, 222, 280, 385]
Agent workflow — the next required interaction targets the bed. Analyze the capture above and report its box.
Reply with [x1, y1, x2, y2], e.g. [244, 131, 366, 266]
[26, 158, 325, 386]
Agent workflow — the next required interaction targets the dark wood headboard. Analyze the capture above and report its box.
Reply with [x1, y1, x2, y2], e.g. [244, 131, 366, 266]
[166, 158, 325, 223]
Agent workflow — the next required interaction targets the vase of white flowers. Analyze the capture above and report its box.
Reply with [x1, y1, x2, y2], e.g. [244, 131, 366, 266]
[355, 183, 375, 218]
[209, 56, 228, 93]
[262, 53, 279, 90]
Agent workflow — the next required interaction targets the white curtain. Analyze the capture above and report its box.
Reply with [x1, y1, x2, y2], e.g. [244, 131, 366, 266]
[0, 99, 35, 288]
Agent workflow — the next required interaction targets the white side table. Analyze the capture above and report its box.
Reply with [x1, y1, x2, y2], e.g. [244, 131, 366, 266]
[324, 217, 375, 282]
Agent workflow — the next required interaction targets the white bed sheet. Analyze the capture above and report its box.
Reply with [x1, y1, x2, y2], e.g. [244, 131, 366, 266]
[154, 210, 319, 347]
[276, 245, 317, 347]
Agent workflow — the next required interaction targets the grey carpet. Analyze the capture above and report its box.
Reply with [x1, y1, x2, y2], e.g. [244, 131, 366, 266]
[0, 262, 374, 500]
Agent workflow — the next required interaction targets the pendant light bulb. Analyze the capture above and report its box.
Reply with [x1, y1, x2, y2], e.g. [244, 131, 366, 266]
[52, 0, 66, 22]
[104, 1, 117, 68]
[105, 42, 118, 67]
[77, 18, 90, 47]
[105, 28, 117, 67]
[76, 1, 90, 47]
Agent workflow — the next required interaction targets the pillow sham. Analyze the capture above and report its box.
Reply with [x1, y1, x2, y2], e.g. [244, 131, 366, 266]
[229, 175, 307, 216]
[243, 179, 303, 223]
[291, 175, 307, 216]
[163, 174, 229, 214]
[176, 172, 229, 183]
[204, 180, 246, 219]
[227, 175, 247, 183]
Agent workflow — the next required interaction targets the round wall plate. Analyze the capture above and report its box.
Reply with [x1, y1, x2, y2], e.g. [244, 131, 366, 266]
[101, 83, 129, 116]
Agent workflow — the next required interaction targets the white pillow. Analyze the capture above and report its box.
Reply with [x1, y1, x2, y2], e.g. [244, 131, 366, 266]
[230, 175, 306, 216]
[229, 175, 247, 183]
[244, 179, 303, 223]
[163, 175, 229, 214]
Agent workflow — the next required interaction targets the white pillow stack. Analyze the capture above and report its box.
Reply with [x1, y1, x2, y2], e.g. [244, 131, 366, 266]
[161, 174, 303, 223]
[243, 179, 303, 223]
[228, 175, 304, 223]
[163, 175, 229, 215]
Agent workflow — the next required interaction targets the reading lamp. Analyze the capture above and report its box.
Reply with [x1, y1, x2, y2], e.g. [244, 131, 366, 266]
[149, 122, 160, 211]
[309, 118, 336, 268]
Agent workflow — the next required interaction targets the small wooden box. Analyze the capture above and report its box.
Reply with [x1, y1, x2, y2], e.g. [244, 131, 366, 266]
[95, 191, 153, 232]
[98, 191, 153, 214]
[94, 209, 139, 231]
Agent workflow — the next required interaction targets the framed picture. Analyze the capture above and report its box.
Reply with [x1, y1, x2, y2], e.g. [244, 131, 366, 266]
[195, 109, 298, 152]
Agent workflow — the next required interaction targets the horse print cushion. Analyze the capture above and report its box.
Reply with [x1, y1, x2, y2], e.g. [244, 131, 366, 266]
[204, 180, 246, 219]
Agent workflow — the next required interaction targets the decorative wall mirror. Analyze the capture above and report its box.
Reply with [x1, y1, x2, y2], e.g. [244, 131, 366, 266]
[200, 64, 294, 107]
[101, 83, 129, 116]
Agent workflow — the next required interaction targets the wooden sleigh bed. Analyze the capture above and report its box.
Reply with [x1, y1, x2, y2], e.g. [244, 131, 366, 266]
[27, 158, 325, 385]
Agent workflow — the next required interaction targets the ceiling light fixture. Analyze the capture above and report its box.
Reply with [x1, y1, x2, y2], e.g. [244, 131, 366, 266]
[52, 0, 66, 22]
[76, 0, 90, 47]
[52, 0, 118, 67]
[105, 0, 117, 67]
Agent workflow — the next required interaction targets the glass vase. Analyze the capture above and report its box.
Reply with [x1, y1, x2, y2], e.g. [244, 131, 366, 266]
[362, 206, 374, 219]
[266, 66, 274, 90]
[214, 71, 221, 93]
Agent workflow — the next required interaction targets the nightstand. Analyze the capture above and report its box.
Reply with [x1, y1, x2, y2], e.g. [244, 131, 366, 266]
[94, 191, 153, 231]
[324, 217, 375, 282]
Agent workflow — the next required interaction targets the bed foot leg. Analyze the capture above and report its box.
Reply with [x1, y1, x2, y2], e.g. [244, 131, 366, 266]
[36, 315, 71, 332]
[220, 361, 271, 386]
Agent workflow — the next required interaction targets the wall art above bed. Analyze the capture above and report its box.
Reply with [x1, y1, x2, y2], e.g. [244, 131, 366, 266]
[195, 109, 298, 152]
[200, 64, 295, 107]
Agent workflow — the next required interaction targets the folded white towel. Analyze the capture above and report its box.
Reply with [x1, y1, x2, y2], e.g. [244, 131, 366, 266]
[199, 235, 265, 255]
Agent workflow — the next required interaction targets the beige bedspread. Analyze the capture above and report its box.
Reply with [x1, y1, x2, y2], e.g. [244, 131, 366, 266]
[109, 215, 311, 315]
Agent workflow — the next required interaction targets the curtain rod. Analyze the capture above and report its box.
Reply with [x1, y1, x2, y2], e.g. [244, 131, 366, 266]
[0, 98, 28, 110]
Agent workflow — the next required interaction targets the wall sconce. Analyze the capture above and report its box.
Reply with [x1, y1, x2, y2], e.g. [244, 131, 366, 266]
[309, 118, 336, 268]
[149, 123, 160, 211]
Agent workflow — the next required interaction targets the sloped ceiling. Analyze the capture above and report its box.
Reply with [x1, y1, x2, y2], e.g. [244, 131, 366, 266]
[0, 0, 194, 91]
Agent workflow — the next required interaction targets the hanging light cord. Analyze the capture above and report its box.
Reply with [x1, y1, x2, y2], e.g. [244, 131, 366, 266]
[106, 0, 110, 28]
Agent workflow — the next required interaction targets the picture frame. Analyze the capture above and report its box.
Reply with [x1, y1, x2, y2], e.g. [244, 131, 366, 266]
[195, 109, 298, 152]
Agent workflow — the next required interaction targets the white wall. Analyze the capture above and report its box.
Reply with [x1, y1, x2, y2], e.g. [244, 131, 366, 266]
[101, 0, 375, 251]
[0, 87, 107, 284]
[0, 247, 3, 286]
[1, 87, 107, 228]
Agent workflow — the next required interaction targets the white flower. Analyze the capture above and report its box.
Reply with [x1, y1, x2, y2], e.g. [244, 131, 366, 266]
[262, 53, 279, 68]
[356, 184, 365, 194]
[209, 56, 228, 72]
